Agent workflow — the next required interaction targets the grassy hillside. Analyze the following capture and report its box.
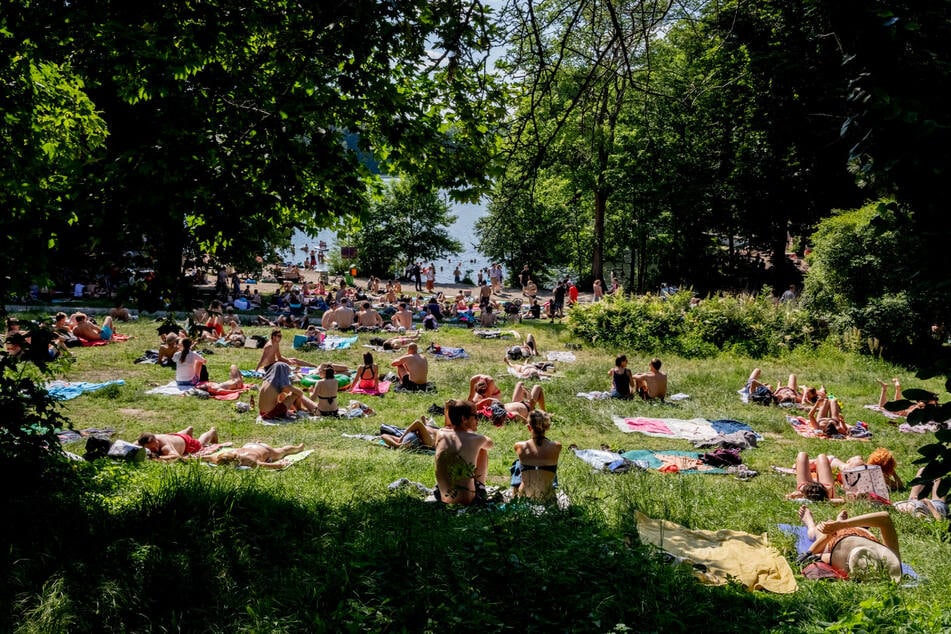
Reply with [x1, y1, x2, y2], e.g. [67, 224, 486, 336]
[5, 315, 951, 632]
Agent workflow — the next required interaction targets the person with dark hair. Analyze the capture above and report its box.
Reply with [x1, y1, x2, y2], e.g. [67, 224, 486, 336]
[357, 301, 384, 328]
[798, 506, 902, 582]
[511, 410, 562, 501]
[609, 355, 634, 400]
[633, 358, 667, 400]
[311, 365, 340, 416]
[255, 329, 315, 372]
[391, 342, 428, 390]
[786, 452, 845, 503]
[172, 337, 207, 386]
[137, 426, 218, 461]
[434, 399, 494, 505]
[71, 312, 116, 341]
[351, 352, 379, 393]
[258, 362, 317, 419]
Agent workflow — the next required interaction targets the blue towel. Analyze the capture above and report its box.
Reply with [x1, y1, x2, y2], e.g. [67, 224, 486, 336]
[45, 380, 125, 401]
[710, 419, 757, 436]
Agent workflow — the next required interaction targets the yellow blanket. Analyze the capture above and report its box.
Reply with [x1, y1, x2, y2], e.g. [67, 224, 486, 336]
[635, 511, 797, 594]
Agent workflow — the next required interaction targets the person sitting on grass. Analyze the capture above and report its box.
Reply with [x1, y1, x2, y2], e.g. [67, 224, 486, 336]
[633, 357, 667, 400]
[137, 426, 219, 461]
[173, 337, 208, 386]
[202, 442, 307, 469]
[785, 451, 845, 503]
[391, 342, 429, 390]
[255, 329, 317, 373]
[609, 354, 634, 400]
[311, 365, 340, 417]
[798, 506, 902, 582]
[434, 399, 494, 505]
[511, 410, 562, 502]
[258, 362, 317, 419]
[350, 352, 379, 393]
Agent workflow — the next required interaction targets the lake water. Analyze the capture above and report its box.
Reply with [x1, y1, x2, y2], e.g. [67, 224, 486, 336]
[286, 198, 495, 284]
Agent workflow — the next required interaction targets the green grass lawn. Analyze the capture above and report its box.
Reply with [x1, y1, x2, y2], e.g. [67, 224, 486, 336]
[7, 315, 951, 632]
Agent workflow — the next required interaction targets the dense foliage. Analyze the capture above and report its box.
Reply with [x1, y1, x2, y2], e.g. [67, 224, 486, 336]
[567, 290, 817, 358]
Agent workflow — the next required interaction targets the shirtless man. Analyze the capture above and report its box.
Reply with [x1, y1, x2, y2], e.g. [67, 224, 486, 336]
[471, 378, 546, 423]
[357, 302, 384, 328]
[334, 301, 356, 330]
[390, 302, 413, 330]
[137, 426, 218, 461]
[391, 342, 428, 390]
[633, 358, 667, 400]
[434, 400, 494, 505]
[320, 301, 338, 329]
[71, 313, 115, 341]
[202, 442, 306, 469]
[256, 329, 316, 372]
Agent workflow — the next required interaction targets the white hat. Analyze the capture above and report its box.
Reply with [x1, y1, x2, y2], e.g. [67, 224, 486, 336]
[840, 538, 902, 582]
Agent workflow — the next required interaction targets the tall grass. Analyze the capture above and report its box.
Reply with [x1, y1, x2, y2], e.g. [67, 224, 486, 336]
[5, 313, 951, 632]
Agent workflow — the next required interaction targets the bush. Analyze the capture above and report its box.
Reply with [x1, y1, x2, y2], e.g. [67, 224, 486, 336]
[567, 290, 818, 358]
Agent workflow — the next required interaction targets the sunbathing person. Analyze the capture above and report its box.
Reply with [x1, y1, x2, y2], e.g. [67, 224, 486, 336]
[157, 332, 179, 367]
[893, 467, 948, 520]
[434, 399, 494, 505]
[786, 451, 845, 503]
[223, 321, 246, 347]
[505, 357, 554, 380]
[829, 447, 903, 492]
[382, 331, 421, 351]
[381, 417, 443, 450]
[391, 342, 428, 390]
[798, 506, 902, 582]
[310, 366, 340, 416]
[807, 396, 849, 436]
[745, 368, 818, 405]
[609, 354, 634, 400]
[255, 329, 316, 372]
[137, 426, 219, 461]
[258, 362, 317, 419]
[511, 410, 562, 501]
[350, 352, 379, 393]
[203, 364, 245, 392]
[201, 443, 306, 469]
[506, 333, 538, 359]
[71, 312, 115, 341]
[632, 358, 667, 400]
[475, 381, 546, 423]
[468, 374, 502, 403]
[875, 378, 937, 416]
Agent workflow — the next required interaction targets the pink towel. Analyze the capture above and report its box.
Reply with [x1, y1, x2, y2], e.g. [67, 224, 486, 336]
[350, 380, 391, 396]
[622, 417, 673, 435]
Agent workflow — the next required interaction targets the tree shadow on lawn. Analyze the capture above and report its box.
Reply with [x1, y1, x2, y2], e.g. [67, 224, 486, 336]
[5, 470, 803, 633]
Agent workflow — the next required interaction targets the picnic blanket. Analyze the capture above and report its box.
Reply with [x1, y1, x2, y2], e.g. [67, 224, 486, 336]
[777, 523, 918, 580]
[546, 351, 576, 362]
[45, 380, 125, 401]
[145, 381, 250, 401]
[863, 404, 903, 420]
[576, 391, 612, 400]
[349, 380, 391, 396]
[241, 370, 265, 378]
[786, 416, 873, 440]
[56, 427, 116, 443]
[571, 448, 647, 473]
[319, 335, 358, 351]
[427, 345, 469, 360]
[636, 512, 797, 593]
[612, 417, 758, 442]
[473, 329, 517, 339]
[620, 449, 727, 474]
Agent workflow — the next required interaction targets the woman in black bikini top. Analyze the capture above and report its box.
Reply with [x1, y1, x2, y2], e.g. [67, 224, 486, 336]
[512, 410, 562, 500]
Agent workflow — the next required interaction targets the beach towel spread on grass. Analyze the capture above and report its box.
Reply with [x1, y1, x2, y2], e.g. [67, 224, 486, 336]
[612, 416, 757, 442]
[576, 391, 612, 400]
[202, 447, 312, 470]
[571, 448, 648, 473]
[474, 329, 517, 339]
[349, 380, 391, 396]
[428, 345, 470, 360]
[636, 511, 797, 593]
[78, 333, 130, 347]
[620, 449, 727, 474]
[145, 381, 251, 401]
[45, 380, 125, 401]
[777, 523, 918, 581]
[546, 351, 576, 363]
[319, 335, 358, 351]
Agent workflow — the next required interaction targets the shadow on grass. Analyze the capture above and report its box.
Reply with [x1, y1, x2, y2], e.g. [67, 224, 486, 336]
[4, 468, 805, 633]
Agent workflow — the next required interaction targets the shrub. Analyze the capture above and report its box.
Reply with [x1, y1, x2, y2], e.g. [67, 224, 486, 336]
[568, 289, 818, 358]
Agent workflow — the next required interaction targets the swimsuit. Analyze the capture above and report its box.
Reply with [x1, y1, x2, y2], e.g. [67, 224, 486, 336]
[611, 369, 632, 399]
[357, 367, 377, 390]
[172, 433, 202, 455]
[400, 375, 426, 391]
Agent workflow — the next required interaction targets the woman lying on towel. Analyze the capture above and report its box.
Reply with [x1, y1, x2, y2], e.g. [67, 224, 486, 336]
[798, 506, 902, 581]
[807, 396, 849, 436]
[505, 357, 555, 380]
[785, 452, 845, 503]
[875, 378, 937, 416]
[745, 368, 819, 406]
[202, 442, 306, 469]
[511, 410, 561, 501]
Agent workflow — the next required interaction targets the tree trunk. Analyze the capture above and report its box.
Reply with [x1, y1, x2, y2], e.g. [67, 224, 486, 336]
[592, 188, 605, 284]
